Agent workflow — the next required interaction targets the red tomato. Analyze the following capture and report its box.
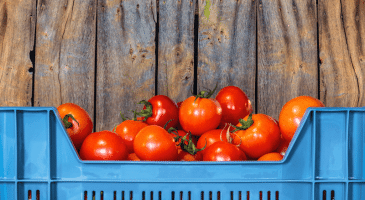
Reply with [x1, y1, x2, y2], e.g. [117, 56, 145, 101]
[279, 96, 324, 141]
[79, 130, 128, 160]
[276, 136, 290, 156]
[233, 114, 281, 159]
[215, 86, 252, 129]
[258, 152, 283, 161]
[114, 120, 148, 153]
[177, 148, 203, 161]
[57, 103, 93, 151]
[133, 125, 178, 161]
[127, 153, 141, 161]
[137, 95, 179, 130]
[196, 129, 233, 155]
[203, 141, 247, 161]
[179, 96, 222, 136]
[175, 101, 183, 130]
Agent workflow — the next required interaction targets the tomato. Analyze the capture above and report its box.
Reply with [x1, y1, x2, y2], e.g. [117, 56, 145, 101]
[233, 114, 281, 159]
[179, 96, 222, 136]
[114, 120, 148, 153]
[279, 96, 324, 141]
[136, 95, 179, 130]
[175, 101, 183, 130]
[196, 129, 233, 154]
[133, 125, 178, 161]
[127, 153, 141, 161]
[177, 148, 203, 161]
[276, 135, 290, 156]
[203, 141, 247, 161]
[258, 152, 283, 161]
[215, 86, 252, 129]
[79, 130, 128, 160]
[57, 103, 93, 151]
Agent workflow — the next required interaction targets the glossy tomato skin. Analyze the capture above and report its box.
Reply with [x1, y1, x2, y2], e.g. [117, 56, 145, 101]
[276, 135, 290, 156]
[215, 86, 252, 129]
[57, 103, 93, 151]
[233, 114, 281, 159]
[203, 141, 247, 161]
[144, 95, 179, 130]
[79, 130, 128, 161]
[258, 152, 283, 161]
[133, 125, 178, 161]
[279, 96, 324, 141]
[114, 120, 148, 153]
[179, 96, 222, 136]
[196, 129, 232, 155]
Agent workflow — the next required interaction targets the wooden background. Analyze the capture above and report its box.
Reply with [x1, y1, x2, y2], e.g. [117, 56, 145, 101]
[0, 0, 364, 132]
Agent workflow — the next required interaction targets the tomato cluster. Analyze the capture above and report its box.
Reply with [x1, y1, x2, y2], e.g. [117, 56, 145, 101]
[57, 86, 324, 162]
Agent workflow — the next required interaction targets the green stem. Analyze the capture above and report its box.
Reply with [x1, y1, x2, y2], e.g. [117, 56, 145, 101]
[230, 113, 254, 133]
[62, 114, 79, 129]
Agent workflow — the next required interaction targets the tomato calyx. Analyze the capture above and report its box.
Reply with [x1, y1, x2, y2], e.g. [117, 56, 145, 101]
[133, 100, 153, 121]
[193, 83, 218, 102]
[62, 114, 79, 129]
[168, 127, 206, 155]
[230, 113, 254, 133]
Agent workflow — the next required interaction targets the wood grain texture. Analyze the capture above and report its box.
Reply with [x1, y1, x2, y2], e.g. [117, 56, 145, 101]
[319, 0, 365, 107]
[257, 0, 318, 119]
[34, 0, 96, 119]
[0, 0, 36, 106]
[158, 0, 195, 103]
[96, 0, 156, 131]
[197, 0, 256, 110]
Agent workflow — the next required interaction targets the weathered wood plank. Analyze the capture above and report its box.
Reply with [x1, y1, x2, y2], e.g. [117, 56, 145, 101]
[158, 0, 195, 103]
[34, 0, 96, 120]
[96, 0, 156, 131]
[319, 0, 365, 107]
[197, 0, 256, 111]
[257, 0, 317, 119]
[0, 0, 36, 106]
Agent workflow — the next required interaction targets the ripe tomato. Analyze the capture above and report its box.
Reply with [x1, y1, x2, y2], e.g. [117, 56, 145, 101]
[79, 130, 128, 161]
[127, 153, 141, 161]
[133, 125, 178, 161]
[279, 96, 324, 141]
[233, 114, 281, 159]
[215, 86, 252, 129]
[196, 129, 233, 155]
[258, 152, 283, 161]
[179, 96, 222, 136]
[114, 120, 148, 153]
[276, 135, 290, 156]
[177, 148, 203, 161]
[57, 103, 93, 151]
[203, 141, 247, 161]
[136, 95, 179, 130]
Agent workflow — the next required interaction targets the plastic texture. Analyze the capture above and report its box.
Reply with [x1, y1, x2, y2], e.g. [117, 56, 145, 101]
[0, 107, 364, 200]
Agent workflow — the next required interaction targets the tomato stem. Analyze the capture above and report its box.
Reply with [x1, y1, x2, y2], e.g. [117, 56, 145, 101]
[230, 113, 254, 132]
[193, 83, 218, 102]
[178, 132, 206, 155]
[62, 114, 79, 129]
[163, 119, 174, 130]
[133, 100, 153, 121]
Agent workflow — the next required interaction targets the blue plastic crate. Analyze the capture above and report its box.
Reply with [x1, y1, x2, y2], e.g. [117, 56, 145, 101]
[0, 107, 364, 200]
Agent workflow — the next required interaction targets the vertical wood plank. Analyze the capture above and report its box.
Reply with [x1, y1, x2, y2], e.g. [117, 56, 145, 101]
[319, 0, 365, 107]
[34, 0, 96, 119]
[257, 0, 317, 119]
[158, 0, 195, 102]
[0, 0, 36, 106]
[97, 0, 156, 131]
[197, 0, 256, 110]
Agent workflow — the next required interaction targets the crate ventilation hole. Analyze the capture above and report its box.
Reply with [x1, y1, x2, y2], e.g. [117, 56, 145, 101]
[82, 190, 281, 200]
[323, 190, 335, 200]
[27, 190, 40, 200]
